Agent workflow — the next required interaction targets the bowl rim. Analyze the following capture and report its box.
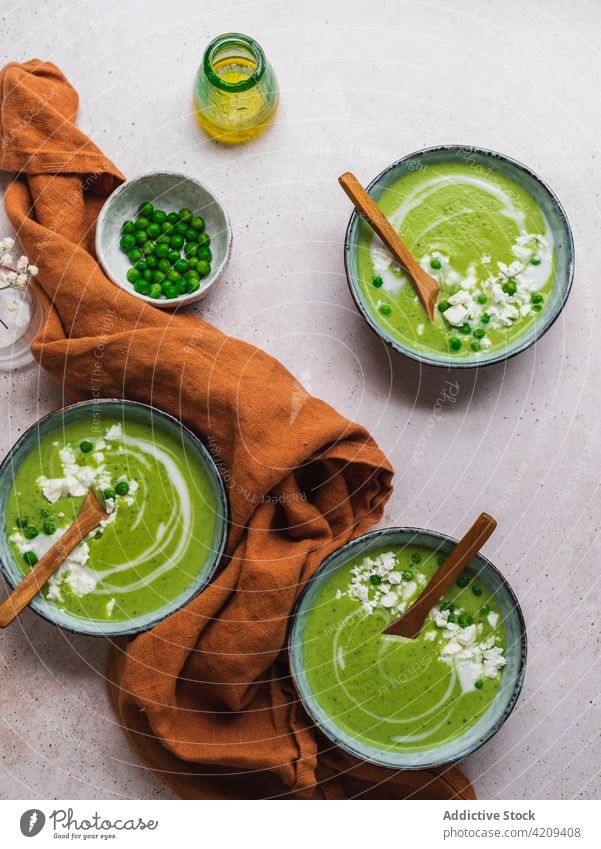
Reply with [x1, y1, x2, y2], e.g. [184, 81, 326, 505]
[288, 525, 528, 770]
[0, 397, 229, 637]
[343, 144, 575, 369]
[95, 169, 232, 309]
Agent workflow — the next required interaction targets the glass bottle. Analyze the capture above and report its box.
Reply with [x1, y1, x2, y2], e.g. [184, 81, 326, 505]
[193, 33, 279, 144]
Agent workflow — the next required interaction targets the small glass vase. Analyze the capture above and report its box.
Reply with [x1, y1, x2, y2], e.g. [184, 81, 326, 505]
[193, 33, 279, 144]
[0, 284, 44, 370]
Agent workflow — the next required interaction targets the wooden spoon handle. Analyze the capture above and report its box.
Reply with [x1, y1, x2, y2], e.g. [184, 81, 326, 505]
[0, 491, 107, 628]
[384, 513, 497, 639]
[338, 171, 439, 320]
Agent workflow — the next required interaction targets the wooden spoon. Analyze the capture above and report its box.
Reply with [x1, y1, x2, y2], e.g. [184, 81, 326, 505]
[0, 490, 108, 628]
[338, 171, 440, 321]
[384, 513, 497, 639]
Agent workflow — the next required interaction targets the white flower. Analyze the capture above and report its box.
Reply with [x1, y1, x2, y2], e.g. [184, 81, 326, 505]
[16, 255, 28, 272]
[28, 265, 38, 276]
[1, 253, 13, 266]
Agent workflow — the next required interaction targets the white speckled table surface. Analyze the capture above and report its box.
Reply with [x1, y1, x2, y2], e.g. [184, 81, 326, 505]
[1, 0, 600, 801]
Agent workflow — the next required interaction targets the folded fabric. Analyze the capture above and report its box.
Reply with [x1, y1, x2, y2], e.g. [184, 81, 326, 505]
[0, 59, 475, 800]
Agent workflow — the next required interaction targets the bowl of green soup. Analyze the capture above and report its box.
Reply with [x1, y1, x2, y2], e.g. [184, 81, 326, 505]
[289, 527, 526, 769]
[344, 146, 574, 367]
[0, 399, 228, 636]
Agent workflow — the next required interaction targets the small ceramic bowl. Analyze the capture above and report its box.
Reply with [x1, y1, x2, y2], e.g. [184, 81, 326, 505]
[0, 399, 228, 636]
[289, 526, 527, 769]
[344, 146, 574, 368]
[96, 171, 232, 308]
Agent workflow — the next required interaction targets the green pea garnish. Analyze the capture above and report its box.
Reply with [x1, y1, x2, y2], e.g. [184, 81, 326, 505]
[379, 303, 392, 316]
[456, 574, 469, 588]
[43, 520, 57, 535]
[474, 678, 484, 690]
[138, 202, 154, 217]
[472, 585, 483, 597]
[402, 570, 414, 581]
[15, 516, 28, 529]
[480, 603, 491, 616]
[80, 440, 94, 453]
[430, 257, 442, 270]
[103, 488, 116, 501]
[24, 526, 39, 540]
[372, 275, 383, 288]
[438, 300, 450, 312]
[502, 279, 517, 296]
[457, 612, 473, 628]
[459, 323, 471, 335]
[530, 255, 542, 265]
[115, 481, 130, 496]
[369, 574, 381, 586]
[23, 551, 38, 567]
[449, 337, 461, 351]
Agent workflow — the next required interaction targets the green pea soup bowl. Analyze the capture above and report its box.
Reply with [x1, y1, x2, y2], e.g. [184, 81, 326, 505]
[289, 526, 527, 769]
[96, 170, 232, 308]
[344, 146, 574, 368]
[0, 399, 228, 637]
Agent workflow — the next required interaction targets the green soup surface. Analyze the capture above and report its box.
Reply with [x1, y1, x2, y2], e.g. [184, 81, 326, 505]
[355, 161, 555, 358]
[302, 544, 506, 753]
[6, 415, 218, 622]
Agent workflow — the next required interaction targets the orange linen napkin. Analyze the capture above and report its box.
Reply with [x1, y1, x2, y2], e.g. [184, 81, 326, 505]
[0, 60, 475, 800]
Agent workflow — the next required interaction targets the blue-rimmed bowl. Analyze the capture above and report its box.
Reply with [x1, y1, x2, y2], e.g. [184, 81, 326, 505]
[289, 526, 527, 769]
[344, 145, 574, 368]
[0, 399, 228, 637]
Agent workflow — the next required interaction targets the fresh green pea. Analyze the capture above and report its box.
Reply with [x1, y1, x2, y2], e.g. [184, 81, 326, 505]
[438, 300, 450, 312]
[531, 293, 544, 304]
[185, 228, 198, 243]
[170, 234, 185, 250]
[43, 520, 57, 535]
[372, 275, 383, 288]
[457, 612, 473, 628]
[459, 323, 472, 334]
[447, 613, 457, 623]
[142, 267, 154, 281]
[186, 278, 201, 293]
[135, 216, 149, 230]
[157, 234, 171, 245]
[40, 508, 51, 518]
[476, 293, 487, 304]
[198, 247, 212, 262]
[430, 257, 442, 270]
[146, 255, 158, 270]
[120, 234, 135, 252]
[80, 440, 94, 453]
[175, 221, 188, 235]
[197, 233, 210, 247]
[532, 303, 542, 312]
[369, 574, 381, 586]
[121, 220, 135, 235]
[93, 530, 103, 540]
[174, 259, 189, 274]
[147, 222, 161, 239]
[456, 574, 469, 588]
[161, 221, 173, 234]
[379, 303, 392, 316]
[449, 337, 461, 351]
[152, 271, 166, 285]
[128, 248, 143, 264]
[166, 270, 180, 284]
[480, 604, 491, 615]
[185, 243, 199, 258]
[15, 516, 28, 529]
[502, 279, 517, 296]
[134, 259, 148, 272]
[197, 260, 211, 278]
[191, 216, 205, 232]
[187, 257, 199, 270]
[474, 678, 484, 690]
[103, 488, 116, 501]
[411, 552, 421, 564]
[115, 481, 130, 496]
[155, 243, 169, 259]
[138, 202, 154, 217]
[481, 314, 490, 324]
[134, 280, 151, 296]
[24, 526, 39, 540]
[472, 584, 483, 597]
[158, 258, 171, 273]
[133, 230, 148, 245]
[23, 551, 38, 567]
[149, 283, 162, 299]
[470, 341, 480, 351]
[474, 328, 485, 339]
[151, 210, 167, 225]
[167, 212, 179, 224]
[162, 283, 179, 299]
[176, 278, 187, 295]
[402, 570, 414, 581]
[178, 208, 193, 222]
[167, 249, 180, 264]
[530, 255, 542, 266]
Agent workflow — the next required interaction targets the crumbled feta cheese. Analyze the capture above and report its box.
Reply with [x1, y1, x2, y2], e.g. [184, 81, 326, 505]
[443, 304, 469, 326]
